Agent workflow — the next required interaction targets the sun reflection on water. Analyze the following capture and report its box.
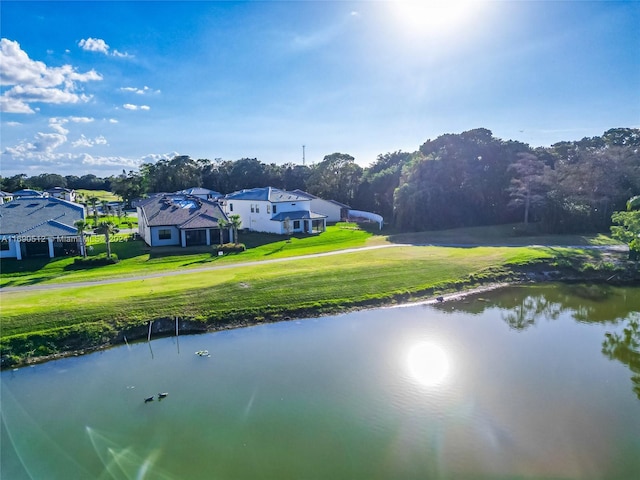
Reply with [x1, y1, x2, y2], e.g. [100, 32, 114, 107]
[407, 342, 450, 387]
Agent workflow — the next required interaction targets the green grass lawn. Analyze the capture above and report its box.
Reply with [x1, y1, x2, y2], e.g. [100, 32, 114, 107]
[75, 189, 121, 202]
[0, 245, 554, 338]
[0, 223, 375, 288]
[1, 221, 628, 365]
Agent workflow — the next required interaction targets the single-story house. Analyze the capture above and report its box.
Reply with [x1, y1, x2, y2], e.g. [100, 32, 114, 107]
[137, 194, 230, 247]
[175, 187, 222, 201]
[0, 197, 86, 260]
[224, 187, 327, 235]
[289, 189, 349, 223]
[46, 186, 77, 202]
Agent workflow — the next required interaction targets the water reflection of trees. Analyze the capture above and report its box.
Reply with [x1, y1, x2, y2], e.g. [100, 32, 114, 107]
[602, 317, 640, 400]
[435, 284, 640, 399]
[439, 284, 639, 326]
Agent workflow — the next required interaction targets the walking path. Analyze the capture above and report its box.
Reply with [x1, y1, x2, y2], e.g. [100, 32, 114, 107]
[1, 243, 627, 293]
[0, 244, 401, 292]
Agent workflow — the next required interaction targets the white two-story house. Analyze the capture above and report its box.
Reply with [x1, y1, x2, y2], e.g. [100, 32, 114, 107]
[224, 187, 326, 235]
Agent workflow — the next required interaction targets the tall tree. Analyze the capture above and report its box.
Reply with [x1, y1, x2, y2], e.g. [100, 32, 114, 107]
[306, 153, 362, 205]
[507, 153, 549, 225]
[94, 221, 118, 259]
[228, 214, 242, 245]
[111, 170, 145, 207]
[611, 196, 640, 260]
[217, 218, 229, 246]
[74, 220, 88, 259]
[88, 196, 100, 226]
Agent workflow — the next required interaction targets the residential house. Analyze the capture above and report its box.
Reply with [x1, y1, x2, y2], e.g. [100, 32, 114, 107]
[46, 186, 77, 202]
[137, 194, 230, 247]
[289, 189, 349, 223]
[176, 187, 222, 201]
[224, 187, 326, 235]
[0, 191, 14, 205]
[0, 197, 86, 260]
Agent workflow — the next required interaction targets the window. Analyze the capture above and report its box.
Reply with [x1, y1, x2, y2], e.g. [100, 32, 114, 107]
[267, 204, 271, 214]
[251, 204, 255, 213]
[0, 240, 9, 251]
[255, 204, 260, 213]
[229, 203, 233, 212]
[158, 229, 172, 240]
[293, 220, 300, 229]
[273, 205, 277, 214]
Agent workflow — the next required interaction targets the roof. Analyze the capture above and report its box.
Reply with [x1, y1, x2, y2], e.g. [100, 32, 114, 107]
[46, 187, 73, 193]
[176, 187, 222, 197]
[137, 194, 227, 229]
[225, 187, 309, 203]
[12, 189, 44, 197]
[290, 189, 350, 208]
[0, 197, 85, 237]
[271, 210, 327, 221]
[0, 191, 13, 197]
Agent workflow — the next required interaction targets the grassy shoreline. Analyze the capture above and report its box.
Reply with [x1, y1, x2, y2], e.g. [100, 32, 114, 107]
[2, 243, 637, 369]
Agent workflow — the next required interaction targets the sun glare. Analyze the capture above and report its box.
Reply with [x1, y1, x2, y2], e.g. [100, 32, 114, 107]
[390, 0, 480, 37]
[407, 342, 450, 386]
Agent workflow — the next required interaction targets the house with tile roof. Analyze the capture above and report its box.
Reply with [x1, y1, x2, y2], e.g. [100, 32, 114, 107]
[137, 194, 230, 247]
[46, 186, 77, 202]
[175, 187, 222, 201]
[0, 197, 86, 260]
[224, 187, 326, 235]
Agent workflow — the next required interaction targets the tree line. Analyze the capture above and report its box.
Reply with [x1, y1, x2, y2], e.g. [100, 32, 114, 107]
[2, 127, 639, 234]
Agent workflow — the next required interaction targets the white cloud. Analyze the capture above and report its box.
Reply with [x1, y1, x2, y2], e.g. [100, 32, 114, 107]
[33, 132, 67, 152]
[78, 37, 109, 54]
[123, 103, 150, 111]
[0, 38, 102, 114]
[78, 37, 133, 58]
[71, 134, 108, 148]
[108, 118, 118, 124]
[81, 153, 140, 168]
[120, 85, 160, 95]
[5, 121, 22, 127]
[140, 152, 180, 164]
[69, 116, 94, 123]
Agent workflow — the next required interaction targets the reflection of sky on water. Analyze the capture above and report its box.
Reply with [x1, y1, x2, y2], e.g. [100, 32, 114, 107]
[2, 285, 640, 479]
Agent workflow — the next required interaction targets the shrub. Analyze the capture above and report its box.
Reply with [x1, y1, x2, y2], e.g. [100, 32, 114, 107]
[216, 243, 246, 254]
[74, 253, 119, 266]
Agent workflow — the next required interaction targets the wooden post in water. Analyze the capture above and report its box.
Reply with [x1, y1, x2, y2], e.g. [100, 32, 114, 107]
[175, 317, 179, 337]
[147, 321, 153, 342]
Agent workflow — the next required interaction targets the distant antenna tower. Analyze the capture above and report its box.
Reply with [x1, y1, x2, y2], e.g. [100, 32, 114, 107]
[302, 145, 306, 166]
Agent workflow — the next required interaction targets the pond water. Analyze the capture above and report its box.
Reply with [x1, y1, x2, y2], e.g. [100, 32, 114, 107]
[2, 284, 639, 479]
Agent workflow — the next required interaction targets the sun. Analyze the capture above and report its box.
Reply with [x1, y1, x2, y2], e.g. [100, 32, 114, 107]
[390, 0, 480, 37]
[407, 342, 450, 387]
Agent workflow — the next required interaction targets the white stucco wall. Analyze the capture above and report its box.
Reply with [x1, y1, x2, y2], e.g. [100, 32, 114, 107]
[226, 198, 313, 234]
[149, 226, 181, 246]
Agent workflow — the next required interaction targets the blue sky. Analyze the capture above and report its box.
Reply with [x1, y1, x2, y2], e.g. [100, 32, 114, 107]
[1, 1, 638, 177]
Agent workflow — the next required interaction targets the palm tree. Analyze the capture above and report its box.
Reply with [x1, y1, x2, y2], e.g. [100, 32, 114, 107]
[95, 221, 118, 259]
[228, 214, 242, 245]
[217, 218, 229, 246]
[74, 220, 88, 258]
[88, 196, 99, 226]
[100, 200, 110, 219]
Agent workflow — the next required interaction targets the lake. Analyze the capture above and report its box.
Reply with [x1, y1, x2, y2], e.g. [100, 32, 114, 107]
[2, 283, 639, 479]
